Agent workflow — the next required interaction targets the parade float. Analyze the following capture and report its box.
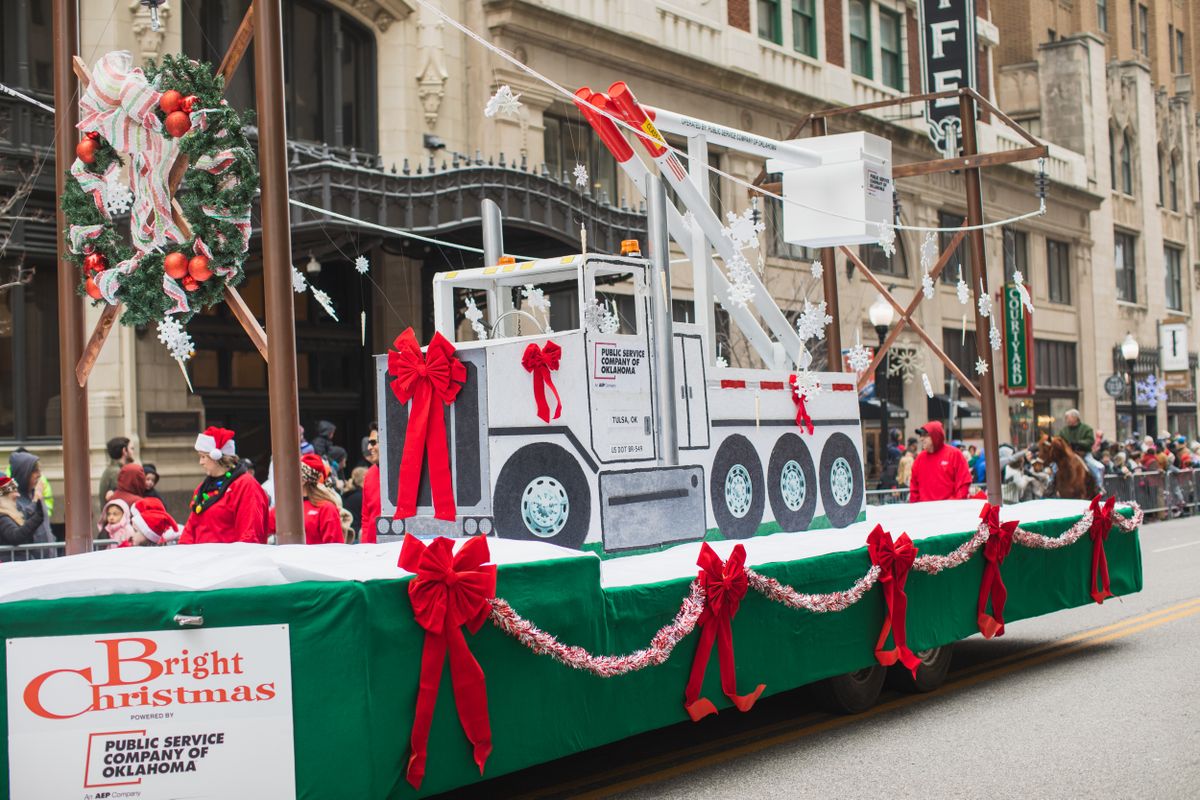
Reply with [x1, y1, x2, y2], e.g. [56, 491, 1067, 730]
[4, 2, 1143, 797]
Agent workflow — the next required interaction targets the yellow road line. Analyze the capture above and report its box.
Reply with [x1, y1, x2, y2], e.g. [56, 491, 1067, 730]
[574, 599, 1200, 799]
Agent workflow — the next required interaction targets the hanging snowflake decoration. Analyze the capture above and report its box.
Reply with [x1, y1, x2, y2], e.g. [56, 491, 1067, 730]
[1013, 270, 1034, 314]
[156, 315, 194, 362]
[311, 287, 338, 321]
[484, 84, 523, 118]
[876, 222, 896, 258]
[291, 267, 307, 294]
[794, 299, 832, 343]
[681, 210, 697, 229]
[886, 347, 922, 383]
[721, 208, 765, 250]
[714, 354, 729, 369]
[921, 272, 935, 300]
[977, 281, 993, 318]
[582, 298, 620, 334]
[956, 276, 971, 306]
[723, 252, 757, 309]
[355, 255, 370, 275]
[810, 259, 823, 279]
[846, 339, 872, 374]
[922, 373, 935, 399]
[919, 232, 939, 272]
[792, 370, 822, 399]
[796, 343, 814, 372]
[464, 295, 487, 340]
[988, 318, 1003, 352]
[1136, 375, 1168, 406]
[573, 163, 589, 190]
[522, 283, 551, 314]
[103, 178, 133, 217]
[974, 356, 989, 376]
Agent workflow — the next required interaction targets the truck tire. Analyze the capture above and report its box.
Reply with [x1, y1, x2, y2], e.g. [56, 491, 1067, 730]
[818, 432, 864, 528]
[710, 434, 765, 539]
[767, 433, 818, 532]
[493, 443, 591, 550]
[887, 645, 953, 693]
[815, 665, 886, 714]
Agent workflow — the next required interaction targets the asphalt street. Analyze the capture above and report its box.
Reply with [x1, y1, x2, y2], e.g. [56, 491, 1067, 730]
[450, 516, 1200, 800]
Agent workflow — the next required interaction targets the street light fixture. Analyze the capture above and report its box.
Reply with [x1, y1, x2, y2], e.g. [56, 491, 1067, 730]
[1121, 333, 1140, 440]
[868, 295, 895, 480]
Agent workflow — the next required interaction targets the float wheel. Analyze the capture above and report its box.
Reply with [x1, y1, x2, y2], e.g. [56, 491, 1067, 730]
[818, 432, 865, 528]
[493, 442, 591, 550]
[710, 434, 765, 539]
[767, 433, 819, 532]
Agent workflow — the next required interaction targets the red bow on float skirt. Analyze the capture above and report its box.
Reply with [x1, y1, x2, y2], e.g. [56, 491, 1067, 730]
[867, 525, 922, 678]
[522, 340, 563, 423]
[684, 543, 765, 721]
[388, 328, 466, 521]
[1088, 495, 1117, 604]
[977, 503, 1018, 639]
[788, 374, 814, 435]
[398, 534, 497, 790]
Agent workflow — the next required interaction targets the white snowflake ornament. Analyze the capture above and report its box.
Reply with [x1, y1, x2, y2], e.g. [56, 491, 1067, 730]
[847, 342, 872, 374]
[989, 318, 1003, 352]
[886, 347, 922, 383]
[810, 259, 823, 279]
[794, 300, 833, 344]
[103, 179, 133, 216]
[311, 287, 338, 321]
[156, 315, 194, 362]
[484, 84, 522, 118]
[582, 298, 620, 334]
[573, 163, 589, 190]
[714, 355, 729, 369]
[291, 267, 307, 294]
[922, 373, 934, 398]
[464, 295, 487, 340]
[975, 356, 989, 376]
[876, 222, 896, 258]
[721, 208, 765, 250]
[1012, 271, 1034, 314]
[355, 255, 370, 275]
[522, 284, 551, 313]
[792, 370, 822, 398]
[977, 280, 993, 318]
[956, 277, 970, 305]
[921, 272, 935, 300]
[919, 232, 938, 272]
[723, 251, 757, 309]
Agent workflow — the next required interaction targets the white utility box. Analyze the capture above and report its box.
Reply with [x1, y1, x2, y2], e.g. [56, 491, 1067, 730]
[766, 132, 893, 248]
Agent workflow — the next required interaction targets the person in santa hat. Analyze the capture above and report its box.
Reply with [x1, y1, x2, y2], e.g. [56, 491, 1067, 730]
[268, 454, 348, 544]
[179, 426, 269, 544]
[127, 497, 183, 547]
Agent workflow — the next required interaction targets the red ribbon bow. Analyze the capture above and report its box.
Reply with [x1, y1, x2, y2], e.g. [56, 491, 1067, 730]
[684, 543, 765, 721]
[867, 525, 922, 678]
[388, 328, 466, 521]
[521, 340, 563, 423]
[398, 534, 497, 790]
[788, 374, 814, 435]
[1088, 495, 1117, 604]
[977, 503, 1018, 639]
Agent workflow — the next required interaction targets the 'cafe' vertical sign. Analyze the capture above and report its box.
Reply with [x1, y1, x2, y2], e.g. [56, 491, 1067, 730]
[918, 0, 979, 154]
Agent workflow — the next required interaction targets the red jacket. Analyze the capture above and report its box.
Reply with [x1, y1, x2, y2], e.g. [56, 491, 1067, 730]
[360, 464, 381, 543]
[268, 500, 343, 544]
[908, 421, 972, 502]
[179, 472, 269, 544]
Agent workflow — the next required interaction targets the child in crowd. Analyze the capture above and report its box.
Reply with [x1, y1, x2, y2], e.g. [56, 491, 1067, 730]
[126, 498, 182, 547]
[100, 498, 133, 546]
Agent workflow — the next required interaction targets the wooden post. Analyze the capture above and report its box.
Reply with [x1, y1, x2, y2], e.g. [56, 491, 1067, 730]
[53, 0, 92, 553]
[254, 0, 304, 544]
[959, 93, 1002, 504]
[811, 117, 841, 364]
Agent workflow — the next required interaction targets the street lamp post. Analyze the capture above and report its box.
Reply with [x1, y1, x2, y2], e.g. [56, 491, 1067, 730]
[1122, 333, 1140, 440]
[869, 296, 896, 478]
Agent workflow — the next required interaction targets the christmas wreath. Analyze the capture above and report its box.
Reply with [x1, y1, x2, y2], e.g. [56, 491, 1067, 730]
[61, 51, 258, 329]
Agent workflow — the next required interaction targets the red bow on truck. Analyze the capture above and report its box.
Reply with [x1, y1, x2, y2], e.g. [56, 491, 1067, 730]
[977, 503, 1018, 639]
[1088, 495, 1117, 604]
[522, 340, 563, 423]
[867, 524, 922, 678]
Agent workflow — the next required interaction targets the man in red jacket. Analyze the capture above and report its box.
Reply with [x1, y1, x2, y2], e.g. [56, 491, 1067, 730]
[908, 420, 972, 502]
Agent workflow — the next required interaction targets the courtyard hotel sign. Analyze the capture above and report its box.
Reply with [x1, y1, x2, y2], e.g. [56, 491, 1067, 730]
[917, 0, 979, 154]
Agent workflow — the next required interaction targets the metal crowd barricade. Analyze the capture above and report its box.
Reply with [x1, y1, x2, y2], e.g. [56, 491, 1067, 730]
[1133, 471, 1167, 515]
[0, 539, 116, 562]
[1164, 469, 1195, 516]
[1103, 474, 1135, 503]
[865, 487, 910, 505]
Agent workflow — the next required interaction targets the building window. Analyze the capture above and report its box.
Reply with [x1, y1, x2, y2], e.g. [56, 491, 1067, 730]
[0, 257, 62, 441]
[849, 0, 872, 79]
[1177, 30, 1186, 74]
[1046, 239, 1071, 305]
[1120, 129, 1133, 194]
[182, 0, 377, 152]
[1158, 146, 1165, 205]
[941, 327, 979, 390]
[858, 238, 908, 278]
[1002, 227, 1028, 283]
[1097, 0, 1108, 33]
[1035, 339, 1079, 391]
[939, 210, 970, 285]
[1169, 152, 1180, 211]
[1114, 230, 1137, 302]
[1109, 126, 1118, 191]
[1138, 4, 1149, 54]
[544, 112, 620, 204]
[759, 0, 783, 45]
[1165, 245, 1184, 311]
[0, 1, 53, 95]
[791, 0, 818, 57]
[879, 7, 904, 90]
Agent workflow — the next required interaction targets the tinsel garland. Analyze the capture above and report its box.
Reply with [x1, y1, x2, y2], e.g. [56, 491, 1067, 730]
[62, 54, 258, 327]
[488, 503, 1144, 672]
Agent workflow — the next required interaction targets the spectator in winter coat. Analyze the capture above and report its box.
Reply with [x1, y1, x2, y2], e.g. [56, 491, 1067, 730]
[908, 421, 972, 502]
[311, 420, 337, 458]
[98, 437, 134, 508]
[107, 463, 149, 507]
[99, 498, 134, 546]
[179, 427, 269, 545]
[342, 467, 367, 534]
[0, 474, 45, 547]
[896, 438, 917, 487]
[266, 455, 350, 544]
[3, 447, 54, 517]
[8, 451, 53, 544]
[141, 463, 164, 500]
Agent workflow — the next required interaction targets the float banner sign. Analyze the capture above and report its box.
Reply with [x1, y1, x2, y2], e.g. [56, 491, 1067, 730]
[1002, 283, 1034, 396]
[6, 624, 294, 800]
[917, 0, 978, 152]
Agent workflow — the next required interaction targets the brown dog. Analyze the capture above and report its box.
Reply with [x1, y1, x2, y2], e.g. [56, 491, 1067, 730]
[1038, 435, 1098, 499]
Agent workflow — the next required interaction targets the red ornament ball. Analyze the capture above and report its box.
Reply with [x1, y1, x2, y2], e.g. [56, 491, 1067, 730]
[75, 137, 97, 164]
[188, 255, 213, 282]
[183, 276, 200, 292]
[181, 95, 198, 113]
[85, 276, 103, 300]
[159, 90, 183, 114]
[83, 252, 106, 274]
[165, 110, 191, 138]
[163, 251, 189, 280]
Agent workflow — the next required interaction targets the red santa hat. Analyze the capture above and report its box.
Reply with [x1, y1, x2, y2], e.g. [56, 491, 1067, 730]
[0, 475, 16, 496]
[195, 426, 236, 461]
[299, 453, 329, 485]
[129, 498, 182, 544]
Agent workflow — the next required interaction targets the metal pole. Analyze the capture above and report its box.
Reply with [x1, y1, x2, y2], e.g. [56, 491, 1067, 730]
[254, 0, 303, 543]
[959, 93, 1002, 503]
[646, 175, 679, 466]
[53, 0, 91, 554]
[1128, 359, 1138, 440]
[481, 199, 504, 266]
[812, 118, 841, 363]
[876, 325, 889, 480]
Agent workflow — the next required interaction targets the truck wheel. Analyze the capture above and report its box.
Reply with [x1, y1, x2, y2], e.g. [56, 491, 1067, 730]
[493, 443, 591, 550]
[767, 433, 818, 532]
[818, 432, 864, 528]
[710, 435, 765, 539]
[887, 645, 953, 693]
[814, 665, 886, 714]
